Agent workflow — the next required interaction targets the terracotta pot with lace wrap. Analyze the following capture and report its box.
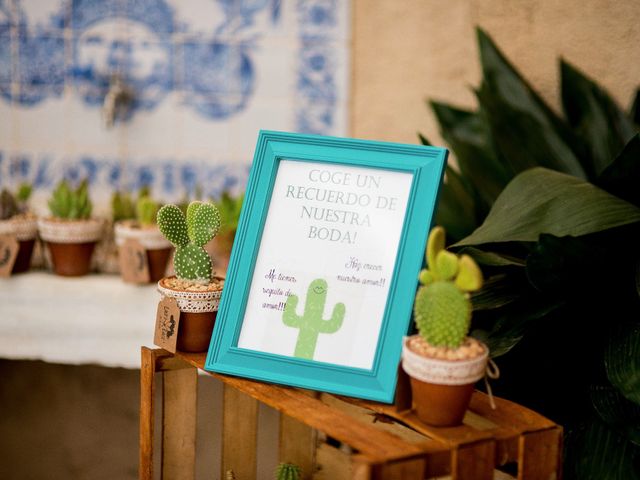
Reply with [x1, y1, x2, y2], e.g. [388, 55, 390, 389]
[402, 226, 489, 427]
[38, 217, 103, 276]
[0, 214, 38, 274]
[157, 275, 224, 352]
[156, 201, 225, 353]
[39, 179, 102, 276]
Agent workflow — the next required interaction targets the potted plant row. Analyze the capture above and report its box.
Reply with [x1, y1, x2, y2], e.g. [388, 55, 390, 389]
[402, 226, 488, 427]
[0, 184, 37, 274]
[38, 179, 103, 277]
[113, 190, 171, 283]
[156, 201, 224, 352]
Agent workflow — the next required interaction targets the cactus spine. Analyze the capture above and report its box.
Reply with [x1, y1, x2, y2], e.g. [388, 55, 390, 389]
[282, 279, 345, 360]
[48, 179, 92, 219]
[157, 201, 220, 283]
[275, 463, 301, 480]
[414, 226, 483, 349]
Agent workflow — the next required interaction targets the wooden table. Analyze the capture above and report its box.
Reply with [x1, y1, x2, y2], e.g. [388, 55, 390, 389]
[140, 347, 562, 479]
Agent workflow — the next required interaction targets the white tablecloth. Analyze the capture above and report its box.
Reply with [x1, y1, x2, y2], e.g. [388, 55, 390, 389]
[0, 272, 158, 369]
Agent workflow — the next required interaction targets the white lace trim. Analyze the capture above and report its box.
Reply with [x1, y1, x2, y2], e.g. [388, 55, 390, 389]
[401, 336, 488, 386]
[114, 222, 172, 250]
[0, 217, 38, 240]
[38, 218, 104, 243]
[157, 281, 222, 313]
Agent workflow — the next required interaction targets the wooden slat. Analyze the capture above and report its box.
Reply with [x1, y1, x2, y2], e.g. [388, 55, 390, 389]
[314, 443, 352, 480]
[373, 457, 426, 480]
[279, 414, 316, 479]
[518, 427, 562, 480]
[452, 440, 496, 480]
[221, 385, 259, 480]
[162, 368, 198, 480]
[140, 347, 156, 480]
[178, 352, 425, 459]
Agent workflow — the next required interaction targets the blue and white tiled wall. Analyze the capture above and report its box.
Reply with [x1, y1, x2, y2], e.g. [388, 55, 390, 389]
[0, 0, 350, 213]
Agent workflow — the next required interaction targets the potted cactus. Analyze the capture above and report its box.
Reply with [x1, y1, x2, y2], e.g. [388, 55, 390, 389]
[0, 184, 37, 273]
[114, 192, 171, 283]
[38, 179, 103, 276]
[401, 226, 487, 427]
[156, 201, 224, 352]
[275, 463, 301, 480]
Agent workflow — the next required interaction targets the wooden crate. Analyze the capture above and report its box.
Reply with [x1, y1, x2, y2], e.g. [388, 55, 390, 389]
[140, 347, 562, 480]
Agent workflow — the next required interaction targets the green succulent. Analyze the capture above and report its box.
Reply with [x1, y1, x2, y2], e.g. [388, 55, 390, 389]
[157, 201, 220, 283]
[48, 179, 92, 219]
[0, 189, 18, 220]
[136, 196, 160, 227]
[214, 191, 244, 237]
[414, 226, 483, 348]
[111, 191, 136, 222]
[0, 183, 32, 220]
[275, 463, 301, 480]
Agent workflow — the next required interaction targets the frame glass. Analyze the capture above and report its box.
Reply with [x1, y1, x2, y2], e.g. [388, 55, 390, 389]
[205, 131, 447, 402]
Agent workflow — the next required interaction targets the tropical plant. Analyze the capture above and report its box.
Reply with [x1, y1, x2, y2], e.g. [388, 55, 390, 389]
[48, 179, 92, 219]
[157, 201, 221, 283]
[420, 27, 640, 479]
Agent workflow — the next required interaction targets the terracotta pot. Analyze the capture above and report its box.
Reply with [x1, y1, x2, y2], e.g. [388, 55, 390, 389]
[0, 215, 38, 274]
[401, 336, 489, 427]
[38, 218, 103, 277]
[157, 276, 224, 353]
[114, 221, 172, 283]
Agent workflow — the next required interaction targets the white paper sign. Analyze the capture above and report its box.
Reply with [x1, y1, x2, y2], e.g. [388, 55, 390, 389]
[238, 160, 413, 370]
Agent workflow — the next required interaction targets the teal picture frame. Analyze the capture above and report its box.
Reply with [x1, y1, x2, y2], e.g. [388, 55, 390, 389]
[205, 131, 447, 403]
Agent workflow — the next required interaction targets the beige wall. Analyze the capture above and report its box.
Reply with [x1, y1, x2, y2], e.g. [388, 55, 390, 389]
[351, 0, 640, 147]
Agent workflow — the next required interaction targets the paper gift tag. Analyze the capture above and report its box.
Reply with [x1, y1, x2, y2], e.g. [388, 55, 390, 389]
[119, 238, 150, 283]
[154, 297, 181, 353]
[0, 235, 19, 277]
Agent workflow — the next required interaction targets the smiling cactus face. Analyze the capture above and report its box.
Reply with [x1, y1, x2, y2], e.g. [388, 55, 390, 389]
[157, 201, 221, 283]
[282, 278, 345, 360]
[414, 226, 483, 348]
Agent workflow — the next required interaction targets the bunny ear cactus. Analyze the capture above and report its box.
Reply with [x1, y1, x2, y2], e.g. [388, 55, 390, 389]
[415, 226, 483, 349]
[275, 463, 301, 480]
[157, 201, 221, 283]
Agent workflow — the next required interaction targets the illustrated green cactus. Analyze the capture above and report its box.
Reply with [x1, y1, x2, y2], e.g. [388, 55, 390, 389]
[282, 278, 345, 360]
[136, 195, 160, 227]
[157, 201, 221, 283]
[48, 179, 92, 219]
[275, 463, 301, 480]
[414, 226, 483, 349]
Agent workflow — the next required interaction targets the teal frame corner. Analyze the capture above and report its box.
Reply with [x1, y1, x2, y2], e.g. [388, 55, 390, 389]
[205, 130, 447, 403]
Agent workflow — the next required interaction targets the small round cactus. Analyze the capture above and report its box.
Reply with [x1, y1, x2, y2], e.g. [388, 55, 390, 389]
[275, 463, 301, 480]
[414, 226, 483, 348]
[157, 201, 221, 283]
